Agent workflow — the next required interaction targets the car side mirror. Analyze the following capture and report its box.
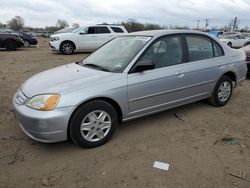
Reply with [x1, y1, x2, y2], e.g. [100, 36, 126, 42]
[79, 31, 86, 35]
[133, 60, 155, 73]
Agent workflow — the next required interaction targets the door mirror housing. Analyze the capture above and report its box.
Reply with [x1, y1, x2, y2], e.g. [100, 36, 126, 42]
[79, 31, 86, 35]
[132, 60, 155, 73]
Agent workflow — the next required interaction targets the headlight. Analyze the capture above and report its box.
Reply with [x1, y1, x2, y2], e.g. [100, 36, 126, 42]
[26, 94, 60, 111]
[50, 37, 60, 41]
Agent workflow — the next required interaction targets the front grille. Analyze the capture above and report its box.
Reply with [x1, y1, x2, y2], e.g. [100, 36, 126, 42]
[15, 89, 29, 105]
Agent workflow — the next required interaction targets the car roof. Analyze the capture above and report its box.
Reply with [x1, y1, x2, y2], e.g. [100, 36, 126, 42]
[128, 29, 207, 37]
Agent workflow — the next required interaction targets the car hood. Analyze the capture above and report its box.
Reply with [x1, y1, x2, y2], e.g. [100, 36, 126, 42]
[220, 39, 230, 42]
[21, 63, 122, 97]
[51, 33, 74, 38]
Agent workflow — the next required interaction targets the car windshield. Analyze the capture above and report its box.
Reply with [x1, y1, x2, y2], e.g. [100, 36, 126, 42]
[79, 36, 152, 72]
[221, 35, 234, 39]
[72, 27, 87, 33]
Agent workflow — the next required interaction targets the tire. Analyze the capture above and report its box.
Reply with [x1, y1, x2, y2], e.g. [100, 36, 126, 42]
[60, 41, 74, 55]
[244, 42, 249, 46]
[23, 40, 30, 48]
[69, 100, 118, 148]
[5, 40, 18, 51]
[208, 75, 233, 107]
[227, 42, 232, 48]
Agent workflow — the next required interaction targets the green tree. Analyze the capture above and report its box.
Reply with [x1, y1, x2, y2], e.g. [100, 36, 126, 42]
[7, 16, 24, 31]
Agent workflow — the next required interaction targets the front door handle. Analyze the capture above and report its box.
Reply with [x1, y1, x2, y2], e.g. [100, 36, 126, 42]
[176, 72, 184, 77]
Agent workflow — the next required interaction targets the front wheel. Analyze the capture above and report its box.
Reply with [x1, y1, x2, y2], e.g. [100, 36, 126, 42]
[23, 40, 30, 48]
[5, 40, 18, 51]
[209, 75, 233, 107]
[60, 41, 74, 55]
[69, 100, 118, 148]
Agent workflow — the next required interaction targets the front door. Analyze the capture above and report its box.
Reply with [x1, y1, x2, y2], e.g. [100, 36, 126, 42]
[127, 35, 188, 117]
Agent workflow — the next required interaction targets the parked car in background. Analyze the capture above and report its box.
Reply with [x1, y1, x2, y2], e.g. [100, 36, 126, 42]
[0, 33, 24, 50]
[208, 31, 223, 38]
[220, 34, 250, 48]
[49, 25, 128, 54]
[19, 32, 38, 47]
[241, 45, 250, 74]
[223, 31, 241, 36]
[242, 33, 250, 39]
[14, 30, 247, 148]
[0, 29, 38, 47]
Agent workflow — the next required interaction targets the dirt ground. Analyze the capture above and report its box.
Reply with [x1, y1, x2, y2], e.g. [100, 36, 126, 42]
[0, 38, 250, 188]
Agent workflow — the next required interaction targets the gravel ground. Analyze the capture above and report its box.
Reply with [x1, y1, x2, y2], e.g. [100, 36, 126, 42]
[0, 38, 250, 188]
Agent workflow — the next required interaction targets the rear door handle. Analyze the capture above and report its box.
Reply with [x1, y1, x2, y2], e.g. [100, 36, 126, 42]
[176, 71, 184, 77]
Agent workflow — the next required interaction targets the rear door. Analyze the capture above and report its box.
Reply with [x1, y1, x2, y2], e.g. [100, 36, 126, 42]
[180, 34, 225, 98]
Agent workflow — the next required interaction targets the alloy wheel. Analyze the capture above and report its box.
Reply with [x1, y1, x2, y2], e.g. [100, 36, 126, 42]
[218, 81, 231, 102]
[80, 110, 112, 142]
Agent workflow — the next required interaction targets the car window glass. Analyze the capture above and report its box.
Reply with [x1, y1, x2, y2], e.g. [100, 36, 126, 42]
[186, 35, 213, 61]
[213, 41, 224, 57]
[88, 27, 111, 34]
[111, 27, 124, 33]
[137, 36, 183, 69]
[234, 35, 240, 39]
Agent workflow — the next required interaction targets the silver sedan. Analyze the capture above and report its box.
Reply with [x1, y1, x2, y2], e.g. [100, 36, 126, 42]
[13, 30, 247, 148]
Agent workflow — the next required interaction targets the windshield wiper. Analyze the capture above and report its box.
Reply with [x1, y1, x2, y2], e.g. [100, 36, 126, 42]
[83, 63, 110, 72]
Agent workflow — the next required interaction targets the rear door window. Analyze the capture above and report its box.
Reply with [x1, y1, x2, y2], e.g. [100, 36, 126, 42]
[186, 35, 214, 61]
[111, 27, 124, 33]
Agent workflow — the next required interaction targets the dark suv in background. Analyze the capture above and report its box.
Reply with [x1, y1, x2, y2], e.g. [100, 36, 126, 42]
[0, 29, 38, 47]
[0, 33, 24, 50]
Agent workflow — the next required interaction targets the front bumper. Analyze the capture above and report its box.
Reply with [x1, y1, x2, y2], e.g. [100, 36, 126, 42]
[13, 97, 74, 143]
[49, 41, 60, 51]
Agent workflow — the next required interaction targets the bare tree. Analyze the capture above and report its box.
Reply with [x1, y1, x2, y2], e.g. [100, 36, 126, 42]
[7, 16, 24, 31]
[72, 23, 80, 28]
[228, 18, 240, 31]
[0, 22, 3, 28]
[56, 19, 69, 29]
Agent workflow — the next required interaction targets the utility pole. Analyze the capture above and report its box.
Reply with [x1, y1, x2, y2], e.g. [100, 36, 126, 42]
[197, 20, 200, 30]
[205, 19, 209, 31]
[233, 17, 237, 31]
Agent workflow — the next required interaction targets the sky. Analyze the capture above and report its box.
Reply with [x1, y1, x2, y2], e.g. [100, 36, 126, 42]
[1, 0, 250, 29]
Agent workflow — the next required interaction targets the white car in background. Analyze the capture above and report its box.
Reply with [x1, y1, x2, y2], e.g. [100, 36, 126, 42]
[49, 25, 128, 54]
[220, 34, 250, 48]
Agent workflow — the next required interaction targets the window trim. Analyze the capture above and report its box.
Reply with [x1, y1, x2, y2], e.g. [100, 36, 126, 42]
[129, 34, 184, 74]
[183, 33, 225, 63]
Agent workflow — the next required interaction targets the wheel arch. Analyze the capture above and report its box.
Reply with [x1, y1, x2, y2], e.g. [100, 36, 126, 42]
[67, 97, 123, 139]
[59, 40, 76, 51]
[4, 39, 17, 47]
[223, 71, 237, 83]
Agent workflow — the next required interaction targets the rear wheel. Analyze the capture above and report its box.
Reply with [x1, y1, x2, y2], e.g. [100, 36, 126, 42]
[69, 100, 118, 148]
[209, 75, 233, 107]
[60, 41, 74, 55]
[5, 40, 18, 51]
